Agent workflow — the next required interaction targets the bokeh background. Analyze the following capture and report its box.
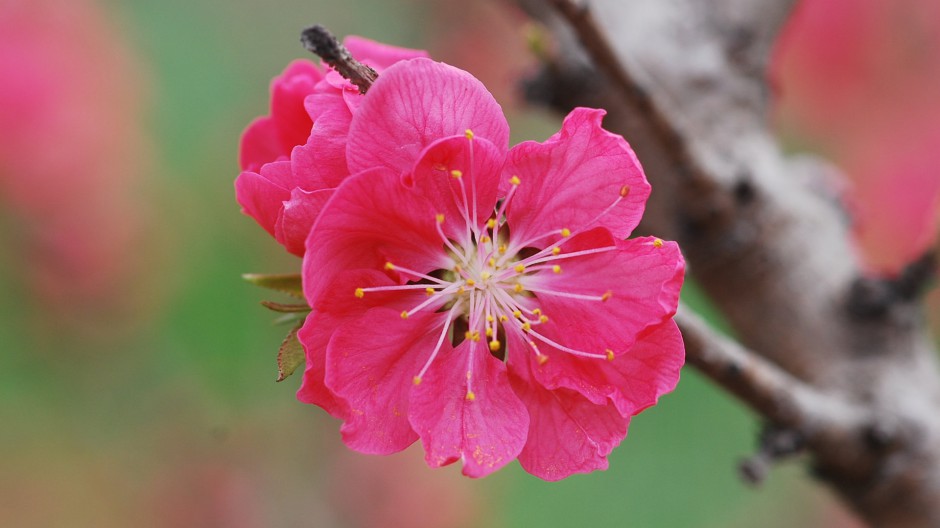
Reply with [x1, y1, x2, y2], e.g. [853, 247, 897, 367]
[1, 0, 936, 526]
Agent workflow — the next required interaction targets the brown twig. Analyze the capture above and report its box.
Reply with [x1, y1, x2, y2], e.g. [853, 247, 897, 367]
[300, 24, 377, 94]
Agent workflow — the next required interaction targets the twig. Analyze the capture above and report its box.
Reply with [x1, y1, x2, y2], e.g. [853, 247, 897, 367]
[675, 305, 862, 432]
[300, 24, 377, 94]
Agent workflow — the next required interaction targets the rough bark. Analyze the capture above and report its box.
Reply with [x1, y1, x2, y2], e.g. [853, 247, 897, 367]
[509, 1, 940, 526]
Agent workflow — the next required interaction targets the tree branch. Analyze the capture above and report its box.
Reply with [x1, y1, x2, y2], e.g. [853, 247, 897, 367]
[514, 1, 940, 525]
[300, 24, 377, 93]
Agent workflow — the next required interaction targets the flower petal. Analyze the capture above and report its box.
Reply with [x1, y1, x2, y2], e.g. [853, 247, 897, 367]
[325, 306, 445, 455]
[526, 229, 684, 359]
[303, 167, 452, 307]
[409, 339, 528, 478]
[235, 160, 292, 239]
[506, 343, 629, 481]
[407, 134, 505, 244]
[293, 84, 354, 189]
[275, 188, 333, 256]
[532, 320, 684, 417]
[504, 107, 650, 244]
[346, 58, 509, 177]
[239, 59, 321, 171]
[344, 35, 429, 70]
[298, 268, 431, 420]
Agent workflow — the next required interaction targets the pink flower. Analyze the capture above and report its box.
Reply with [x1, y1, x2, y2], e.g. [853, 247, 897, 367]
[772, 0, 940, 274]
[297, 58, 685, 480]
[235, 38, 428, 256]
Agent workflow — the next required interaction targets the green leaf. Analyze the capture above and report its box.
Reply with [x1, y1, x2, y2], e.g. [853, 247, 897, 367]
[276, 323, 305, 382]
[260, 300, 310, 313]
[242, 273, 304, 299]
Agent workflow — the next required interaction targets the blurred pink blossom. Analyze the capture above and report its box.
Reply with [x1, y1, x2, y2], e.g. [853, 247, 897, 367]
[772, 0, 940, 274]
[0, 0, 153, 324]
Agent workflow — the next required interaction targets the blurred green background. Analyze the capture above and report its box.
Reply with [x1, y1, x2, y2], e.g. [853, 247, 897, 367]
[0, 0, 887, 526]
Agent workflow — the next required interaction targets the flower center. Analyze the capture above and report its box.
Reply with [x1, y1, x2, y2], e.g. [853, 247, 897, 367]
[353, 132, 635, 399]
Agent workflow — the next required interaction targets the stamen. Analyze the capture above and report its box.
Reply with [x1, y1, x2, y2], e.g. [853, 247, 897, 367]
[524, 285, 610, 302]
[413, 301, 464, 382]
[354, 288, 364, 298]
[653, 238, 664, 248]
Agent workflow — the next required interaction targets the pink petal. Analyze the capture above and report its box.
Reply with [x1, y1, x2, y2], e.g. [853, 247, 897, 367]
[298, 269, 433, 421]
[275, 188, 333, 257]
[303, 167, 453, 308]
[344, 36, 430, 70]
[527, 229, 684, 361]
[346, 58, 510, 177]
[234, 160, 293, 238]
[409, 339, 528, 478]
[296, 311, 348, 419]
[407, 134, 505, 245]
[504, 107, 650, 244]
[293, 84, 354, 189]
[506, 346, 629, 481]
[239, 60, 321, 171]
[531, 320, 684, 417]
[325, 306, 445, 455]
[238, 117, 285, 173]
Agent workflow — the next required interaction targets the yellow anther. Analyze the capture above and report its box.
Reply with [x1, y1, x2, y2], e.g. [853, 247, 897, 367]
[451, 169, 463, 179]
[466, 390, 476, 401]
[498, 244, 507, 254]
[601, 290, 612, 302]
[552, 247, 561, 255]
[465, 129, 474, 140]
[488, 257, 496, 268]
[464, 331, 480, 342]
[512, 310, 522, 318]
[473, 331, 481, 342]
[485, 327, 493, 337]
[465, 330, 473, 340]
[653, 238, 664, 248]
[413, 376, 422, 385]
[499, 315, 509, 322]
[465, 278, 476, 287]
[354, 288, 365, 298]
[620, 185, 631, 197]
[384, 262, 395, 271]
[533, 308, 542, 315]
[514, 264, 525, 273]
[606, 349, 615, 362]
[457, 286, 466, 294]
[486, 314, 494, 323]
[509, 175, 521, 186]
[481, 271, 492, 280]
[513, 283, 524, 293]
[522, 321, 532, 332]
[454, 264, 462, 273]
[480, 235, 491, 243]
[425, 287, 435, 296]
[539, 315, 549, 323]
[400, 310, 409, 319]
[436, 213, 445, 224]
[489, 340, 501, 352]
[561, 228, 571, 237]
[552, 264, 562, 274]
[537, 354, 549, 365]
[487, 219, 496, 229]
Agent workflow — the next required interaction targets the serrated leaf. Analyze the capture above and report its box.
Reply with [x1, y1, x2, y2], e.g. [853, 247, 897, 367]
[260, 300, 311, 313]
[276, 323, 305, 382]
[242, 273, 304, 299]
